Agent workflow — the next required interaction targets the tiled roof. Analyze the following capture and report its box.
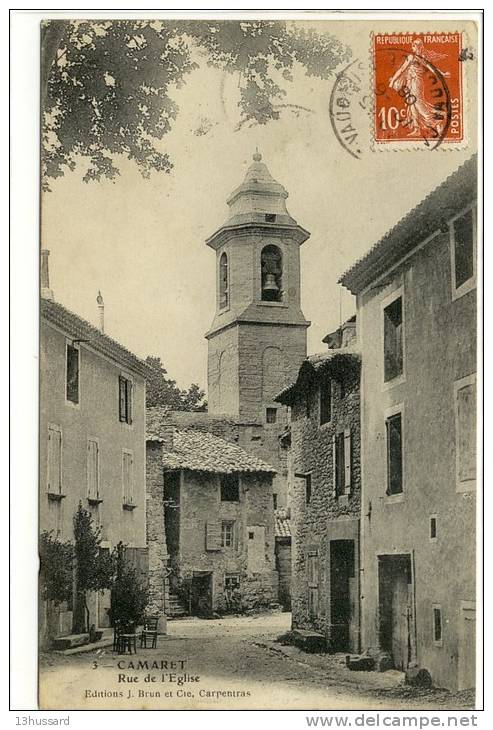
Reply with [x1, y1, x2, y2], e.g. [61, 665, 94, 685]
[275, 511, 292, 539]
[339, 155, 477, 295]
[41, 298, 153, 379]
[275, 348, 361, 406]
[146, 424, 277, 475]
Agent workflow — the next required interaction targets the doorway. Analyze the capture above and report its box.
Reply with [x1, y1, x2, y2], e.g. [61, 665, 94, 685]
[378, 554, 415, 670]
[329, 540, 355, 651]
[190, 571, 213, 617]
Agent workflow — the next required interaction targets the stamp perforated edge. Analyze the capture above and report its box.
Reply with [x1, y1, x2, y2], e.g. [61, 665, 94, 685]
[368, 30, 470, 152]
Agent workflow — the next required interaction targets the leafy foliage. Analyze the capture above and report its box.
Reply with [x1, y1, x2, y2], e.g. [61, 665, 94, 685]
[73, 503, 115, 632]
[145, 355, 206, 410]
[41, 20, 350, 187]
[39, 531, 74, 605]
[111, 542, 149, 629]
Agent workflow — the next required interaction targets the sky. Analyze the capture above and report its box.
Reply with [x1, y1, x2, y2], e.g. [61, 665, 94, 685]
[42, 19, 477, 392]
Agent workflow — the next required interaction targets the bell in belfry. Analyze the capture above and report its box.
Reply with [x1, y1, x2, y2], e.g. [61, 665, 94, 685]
[263, 273, 279, 294]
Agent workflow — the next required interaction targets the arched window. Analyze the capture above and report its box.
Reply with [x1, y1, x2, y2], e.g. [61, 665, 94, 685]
[261, 245, 283, 302]
[219, 252, 229, 309]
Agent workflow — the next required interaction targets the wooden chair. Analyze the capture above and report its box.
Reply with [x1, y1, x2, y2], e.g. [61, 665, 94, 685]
[140, 615, 159, 649]
[113, 621, 122, 653]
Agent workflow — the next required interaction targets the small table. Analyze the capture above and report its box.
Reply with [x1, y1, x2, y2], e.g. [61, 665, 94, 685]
[119, 633, 137, 654]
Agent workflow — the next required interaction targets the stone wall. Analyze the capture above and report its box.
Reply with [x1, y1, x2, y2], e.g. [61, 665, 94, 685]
[358, 218, 476, 690]
[178, 470, 277, 613]
[146, 441, 169, 612]
[290, 366, 361, 641]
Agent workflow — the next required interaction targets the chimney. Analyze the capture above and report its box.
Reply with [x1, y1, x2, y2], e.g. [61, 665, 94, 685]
[97, 291, 105, 333]
[40, 249, 54, 300]
[161, 425, 175, 451]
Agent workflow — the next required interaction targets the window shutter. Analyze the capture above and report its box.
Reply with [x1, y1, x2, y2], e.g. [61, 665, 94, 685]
[87, 440, 99, 498]
[206, 521, 221, 551]
[332, 434, 337, 497]
[122, 451, 133, 503]
[119, 377, 126, 422]
[344, 428, 352, 492]
[126, 379, 133, 425]
[48, 427, 62, 494]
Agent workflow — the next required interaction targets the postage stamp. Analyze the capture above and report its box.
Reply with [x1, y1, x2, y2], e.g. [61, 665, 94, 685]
[372, 32, 465, 148]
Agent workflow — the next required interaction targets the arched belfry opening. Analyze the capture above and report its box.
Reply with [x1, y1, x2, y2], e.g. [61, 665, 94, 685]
[219, 252, 229, 309]
[261, 244, 283, 302]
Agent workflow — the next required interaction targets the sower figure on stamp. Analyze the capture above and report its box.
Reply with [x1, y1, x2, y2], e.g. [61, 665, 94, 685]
[389, 38, 449, 137]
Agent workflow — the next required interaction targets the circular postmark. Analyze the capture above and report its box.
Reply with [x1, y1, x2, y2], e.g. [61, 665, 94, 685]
[373, 44, 454, 150]
[329, 60, 368, 160]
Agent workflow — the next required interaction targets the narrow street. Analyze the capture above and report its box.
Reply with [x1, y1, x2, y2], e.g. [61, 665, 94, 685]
[39, 613, 473, 711]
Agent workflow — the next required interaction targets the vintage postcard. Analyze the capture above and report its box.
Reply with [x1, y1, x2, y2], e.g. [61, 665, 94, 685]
[37, 12, 480, 711]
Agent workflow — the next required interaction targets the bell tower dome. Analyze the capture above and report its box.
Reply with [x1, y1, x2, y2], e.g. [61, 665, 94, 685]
[206, 152, 310, 421]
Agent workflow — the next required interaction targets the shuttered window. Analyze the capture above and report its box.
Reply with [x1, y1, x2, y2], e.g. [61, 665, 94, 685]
[87, 439, 100, 500]
[122, 451, 134, 504]
[386, 413, 403, 495]
[205, 520, 222, 551]
[333, 429, 352, 497]
[119, 376, 133, 424]
[47, 426, 62, 494]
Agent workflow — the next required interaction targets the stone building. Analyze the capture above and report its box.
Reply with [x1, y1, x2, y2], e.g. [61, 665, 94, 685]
[339, 155, 477, 690]
[146, 410, 278, 616]
[275, 318, 361, 652]
[39, 251, 151, 647]
[205, 151, 311, 510]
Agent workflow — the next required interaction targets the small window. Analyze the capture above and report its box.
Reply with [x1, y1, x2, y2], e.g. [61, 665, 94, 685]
[220, 473, 239, 502]
[66, 343, 80, 404]
[335, 433, 345, 497]
[430, 516, 437, 540]
[265, 213, 276, 223]
[248, 531, 254, 540]
[119, 376, 133, 424]
[266, 407, 277, 424]
[384, 296, 403, 382]
[433, 606, 443, 644]
[453, 209, 474, 291]
[273, 493, 278, 510]
[221, 521, 236, 549]
[224, 574, 240, 591]
[219, 252, 229, 309]
[261, 244, 283, 302]
[386, 413, 403, 495]
[320, 377, 332, 425]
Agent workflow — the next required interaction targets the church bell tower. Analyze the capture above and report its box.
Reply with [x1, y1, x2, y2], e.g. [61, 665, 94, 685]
[205, 152, 310, 425]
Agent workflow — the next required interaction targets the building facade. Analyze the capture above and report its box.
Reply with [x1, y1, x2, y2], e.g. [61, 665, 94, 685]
[340, 156, 477, 690]
[146, 413, 278, 615]
[40, 253, 150, 646]
[276, 319, 361, 652]
[205, 151, 310, 510]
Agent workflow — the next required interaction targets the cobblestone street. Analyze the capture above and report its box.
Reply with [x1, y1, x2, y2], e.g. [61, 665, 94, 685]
[39, 613, 474, 711]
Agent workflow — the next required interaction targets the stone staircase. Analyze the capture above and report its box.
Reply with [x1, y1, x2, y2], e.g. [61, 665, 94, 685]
[166, 592, 188, 619]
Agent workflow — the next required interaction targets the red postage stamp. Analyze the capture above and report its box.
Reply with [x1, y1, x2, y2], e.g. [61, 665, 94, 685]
[372, 32, 464, 147]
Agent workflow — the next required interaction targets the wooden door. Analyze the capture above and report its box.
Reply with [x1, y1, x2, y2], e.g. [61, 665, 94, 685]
[391, 569, 409, 670]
